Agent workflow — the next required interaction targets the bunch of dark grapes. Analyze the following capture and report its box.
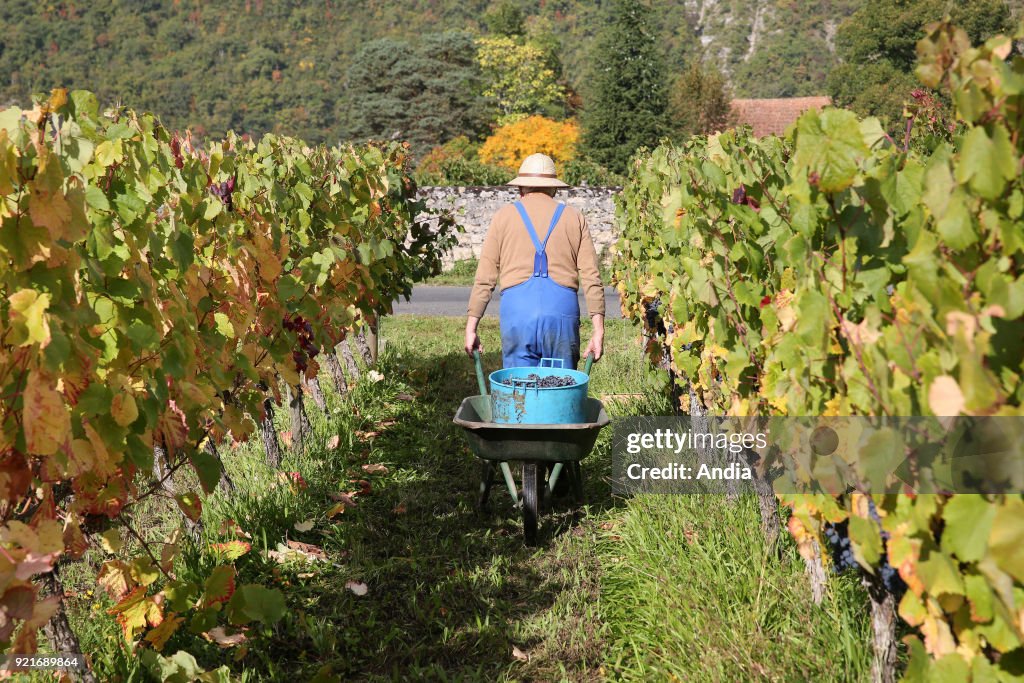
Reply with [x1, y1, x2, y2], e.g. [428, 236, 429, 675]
[867, 498, 904, 594]
[823, 521, 858, 573]
[731, 183, 760, 210]
[823, 499, 906, 596]
[283, 315, 319, 373]
[210, 176, 236, 212]
[499, 373, 577, 388]
[644, 297, 676, 338]
[644, 296, 667, 335]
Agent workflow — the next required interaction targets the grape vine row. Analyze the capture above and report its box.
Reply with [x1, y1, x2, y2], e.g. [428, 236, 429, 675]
[0, 89, 455, 660]
[615, 21, 1023, 679]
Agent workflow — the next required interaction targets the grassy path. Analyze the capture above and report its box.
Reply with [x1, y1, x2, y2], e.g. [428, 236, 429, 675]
[64, 316, 873, 681]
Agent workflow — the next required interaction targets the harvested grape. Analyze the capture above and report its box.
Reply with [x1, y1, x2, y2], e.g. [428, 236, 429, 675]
[498, 373, 577, 388]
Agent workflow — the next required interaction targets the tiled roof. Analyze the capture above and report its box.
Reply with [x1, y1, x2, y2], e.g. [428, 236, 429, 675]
[730, 96, 832, 137]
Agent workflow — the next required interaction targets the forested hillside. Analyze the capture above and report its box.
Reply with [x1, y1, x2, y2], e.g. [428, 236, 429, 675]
[2, 0, 1020, 148]
[0, 0, 862, 140]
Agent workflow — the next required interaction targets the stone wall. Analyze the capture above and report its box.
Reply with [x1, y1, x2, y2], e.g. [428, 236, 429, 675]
[416, 186, 621, 267]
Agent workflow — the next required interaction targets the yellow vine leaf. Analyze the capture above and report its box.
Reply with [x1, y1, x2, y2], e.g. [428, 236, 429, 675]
[144, 613, 183, 651]
[7, 289, 51, 347]
[23, 371, 70, 456]
[110, 392, 139, 427]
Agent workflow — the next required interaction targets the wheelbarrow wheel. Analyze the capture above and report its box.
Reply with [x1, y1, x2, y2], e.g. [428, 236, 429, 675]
[522, 462, 540, 545]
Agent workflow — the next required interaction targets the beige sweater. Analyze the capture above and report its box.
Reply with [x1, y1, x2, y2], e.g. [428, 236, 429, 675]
[467, 192, 605, 318]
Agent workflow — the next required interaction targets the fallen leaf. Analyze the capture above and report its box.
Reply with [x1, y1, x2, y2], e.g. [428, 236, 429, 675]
[277, 471, 308, 490]
[285, 539, 326, 561]
[512, 646, 529, 662]
[267, 541, 325, 564]
[297, 572, 316, 579]
[280, 430, 292, 447]
[396, 393, 415, 401]
[393, 502, 407, 515]
[266, 550, 289, 563]
[327, 435, 340, 449]
[345, 580, 368, 596]
[293, 519, 315, 532]
[378, 420, 397, 427]
[362, 464, 388, 475]
[350, 479, 372, 496]
[367, 370, 384, 383]
[218, 519, 252, 539]
[328, 492, 358, 507]
[326, 503, 347, 518]
[354, 430, 381, 440]
[204, 626, 248, 648]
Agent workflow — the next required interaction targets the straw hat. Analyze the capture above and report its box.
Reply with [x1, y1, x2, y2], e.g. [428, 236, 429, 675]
[507, 153, 570, 188]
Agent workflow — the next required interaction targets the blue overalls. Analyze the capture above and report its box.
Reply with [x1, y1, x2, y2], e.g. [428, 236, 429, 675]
[499, 201, 581, 369]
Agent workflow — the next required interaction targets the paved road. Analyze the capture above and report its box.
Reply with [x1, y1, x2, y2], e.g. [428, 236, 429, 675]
[391, 285, 622, 319]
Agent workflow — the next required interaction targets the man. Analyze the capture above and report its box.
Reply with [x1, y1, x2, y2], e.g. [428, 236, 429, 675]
[464, 153, 604, 368]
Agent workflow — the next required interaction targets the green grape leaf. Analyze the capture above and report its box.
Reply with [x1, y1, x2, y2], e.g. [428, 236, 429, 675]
[793, 108, 867, 193]
[988, 497, 1024, 583]
[955, 124, 1016, 201]
[227, 584, 286, 625]
[848, 515, 882, 569]
[942, 495, 996, 563]
[189, 447, 222, 494]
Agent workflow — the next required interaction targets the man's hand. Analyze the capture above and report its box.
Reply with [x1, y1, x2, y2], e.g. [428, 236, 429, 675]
[465, 316, 482, 357]
[584, 314, 605, 361]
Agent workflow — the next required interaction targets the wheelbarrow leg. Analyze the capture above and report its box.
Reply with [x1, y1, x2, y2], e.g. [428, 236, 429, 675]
[478, 460, 496, 509]
[499, 461, 519, 506]
[522, 462, 540, 546]
[571, 461, 584, 503]
[543, 462, 565, 508]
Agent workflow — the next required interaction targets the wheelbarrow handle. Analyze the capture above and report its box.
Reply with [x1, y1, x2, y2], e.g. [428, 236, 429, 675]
[583, 352, 594, 376]
[473, 349, 488, 396]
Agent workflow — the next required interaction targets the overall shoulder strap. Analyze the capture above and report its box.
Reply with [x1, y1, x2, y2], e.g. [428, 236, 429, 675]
[513, 201, 544, 253]
[539, 203, 566, 250]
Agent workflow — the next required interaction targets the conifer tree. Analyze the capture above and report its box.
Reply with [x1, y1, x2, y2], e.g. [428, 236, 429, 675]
[579, 0, 669, 174]
[669, 58, 733, 140]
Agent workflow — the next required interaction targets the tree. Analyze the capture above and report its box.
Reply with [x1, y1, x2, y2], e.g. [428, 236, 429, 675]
[668, 58, 733, 140]
[827, 0, 1014, 125]
[578, 0, 669, 174]
[478, 115, 580, 170]
[339, 32, 491, 153]
[475, 36, 566, 125]
[485, 1, 526, 38]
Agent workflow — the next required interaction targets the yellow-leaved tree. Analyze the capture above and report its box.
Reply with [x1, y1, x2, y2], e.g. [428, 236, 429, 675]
[479, 116, 579, 171]
[475, 36, 565, 125]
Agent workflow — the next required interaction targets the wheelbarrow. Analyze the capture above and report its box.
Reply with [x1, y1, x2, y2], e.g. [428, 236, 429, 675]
[453, 351, 610, 545]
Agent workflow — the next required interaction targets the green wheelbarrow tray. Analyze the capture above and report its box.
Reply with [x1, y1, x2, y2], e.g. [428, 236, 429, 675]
[453, 395, 609, 463]
[453, 375, 609, 545]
